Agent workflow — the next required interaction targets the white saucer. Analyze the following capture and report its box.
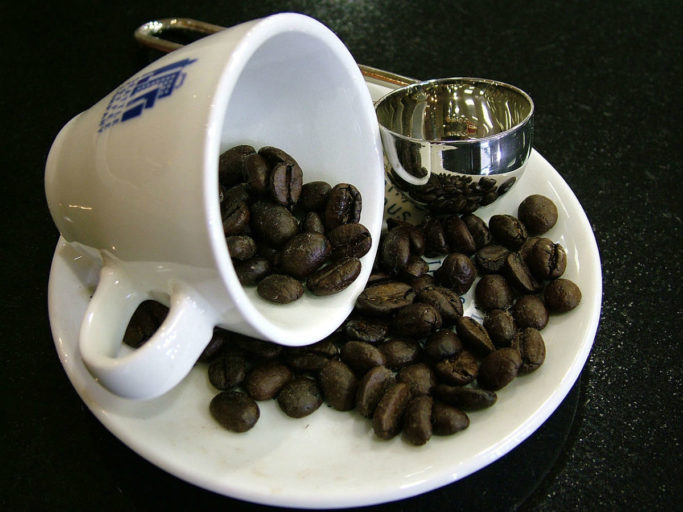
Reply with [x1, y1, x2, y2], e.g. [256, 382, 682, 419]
[47, 81, 602, 509]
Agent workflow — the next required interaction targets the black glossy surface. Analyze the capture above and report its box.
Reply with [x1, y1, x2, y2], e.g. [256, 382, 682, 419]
[2, 1, 681, 510]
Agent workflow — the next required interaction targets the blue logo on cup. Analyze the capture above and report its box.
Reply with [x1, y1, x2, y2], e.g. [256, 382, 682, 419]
[98, 58, 197, 132]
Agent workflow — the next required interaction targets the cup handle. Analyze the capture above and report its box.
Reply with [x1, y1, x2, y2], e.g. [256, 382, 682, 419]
[79, 264, 215, 400]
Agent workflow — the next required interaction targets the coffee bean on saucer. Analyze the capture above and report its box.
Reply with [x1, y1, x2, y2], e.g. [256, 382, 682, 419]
[512, 327, 546, 373]
[356, 365, 395, 418]
[528, 238, 567, 280]
[403, 395, 433, 445]
[299, 181, 332, 212]
[489, 214, 528, 250]
[518, 194, 558, 235]
[319, 360, 358, 411]
[483, 309, 517, 347]
[244, 361, 292, 401]
[511, 294, 549, 330]
[431, 401, 469, 436]
[475, 274, 515, 311]
[478, 347, 522, 391]
[544, 278, 582, 312]
[277, 377, 323, 418]
[434, 253, 477, 295]
[210, 390, 260, 433]
[372, 382, 412, 440]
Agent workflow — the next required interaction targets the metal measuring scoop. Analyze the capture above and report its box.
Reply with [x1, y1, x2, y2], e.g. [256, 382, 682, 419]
[136, 18, 534, 214]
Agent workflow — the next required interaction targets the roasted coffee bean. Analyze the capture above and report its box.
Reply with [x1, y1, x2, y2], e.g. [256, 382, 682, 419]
[210, 390, 260, 433]
[306, 257, 361, 296]
[442, 215, 476, 255]
[421, 216, 449, 256]
[219, 145, 255, 187]
[302, 211, 325, 234]
[518, 194, 558, 235]
[544, 278, 582, 312]
[519, 236, 542, 263]
[474, 244, 510, 274]
[258, 145, 298, 167]
[269, 161, 303, 208]
[243, 153, 271, 195]
[244, 361, 292, 401]
[387, 219, 426, 256]
[223, 183, 252, 206]
[475, 274, 515, 311]
[257, 274, 304, 304]
[433, 350, 479, 386]
[392, 303, 442, 338]
[431, 401, 469, 436]
[434, 384, 497, 411]
[306, 337, 340, 358]
[489, 214, 528, 250]
[198, 328, 231, 363]
[478, 347, 522, 391]
[483, 309, 517, 347]
[355, 282, 416, 315]
[416, 286, 463, 326]
[528, 238, 567, 280]
[226, 235, 257, 261]
[397, 363, 436, 396]
[278, 232, 331, 278]
[123, 300, 168, 348]
[380, 339, 421, 369]
[340, 341, 386, 374]
[462, 214, 492, 249]
[356, 365, 395, 418]
[231, 334, 283, 359]
[299, 181, 331, 212]
[455, 316, 495, 355]
[434, 253, 477, 294]
[328, 223, 372, 260]
[249, 200, 299, 247]
[372, 382, 412, 440]
[283, 351, 329, 373]
[511, 294, 549, 330]
[277, 377, 323, 418]
[319, 360, 358, 411]
[343, 317, 388, 343]
[379, 227, 410, 274]
[324, 183, 362, 230]
[424, 329, 464, 361]
[234, 257, 271, 286]
[409, 273, 435, 292]
[504, 252, 542, 293]
[403, 395, 433, 445]
[512, 327, 546, 373]
[222, 200, 250, 236]
[401, 255, 430, 280]
[208, 352, 248, 390]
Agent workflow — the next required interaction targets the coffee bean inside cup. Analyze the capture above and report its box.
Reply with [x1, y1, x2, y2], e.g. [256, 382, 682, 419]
[217, 145, 373, 303]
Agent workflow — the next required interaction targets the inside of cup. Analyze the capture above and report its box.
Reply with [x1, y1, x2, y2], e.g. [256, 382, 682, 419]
[213, 23, 383, 345]
[376, 78, 534, 142]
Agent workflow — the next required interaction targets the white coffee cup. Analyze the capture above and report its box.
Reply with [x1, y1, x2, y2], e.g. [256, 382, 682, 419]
[45, 13, 384, 400]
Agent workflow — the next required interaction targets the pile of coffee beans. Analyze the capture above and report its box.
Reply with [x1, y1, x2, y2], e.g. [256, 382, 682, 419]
[218, 145, 372, 302]
[123, 192, 582, 446]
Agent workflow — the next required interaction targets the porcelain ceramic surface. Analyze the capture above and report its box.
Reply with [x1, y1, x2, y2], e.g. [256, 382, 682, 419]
[44, 13, 385, 399]
[47, 80, 601, 509]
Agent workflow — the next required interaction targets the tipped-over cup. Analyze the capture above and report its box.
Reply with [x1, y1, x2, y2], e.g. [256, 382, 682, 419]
[45, 13, 385, 400]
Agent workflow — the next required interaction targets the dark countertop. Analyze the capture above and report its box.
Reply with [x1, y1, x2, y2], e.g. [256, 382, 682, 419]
[2, 1, 681, 510]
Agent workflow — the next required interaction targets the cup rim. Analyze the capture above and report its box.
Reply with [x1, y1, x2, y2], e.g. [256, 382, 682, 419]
[375, 76, 535, 145]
